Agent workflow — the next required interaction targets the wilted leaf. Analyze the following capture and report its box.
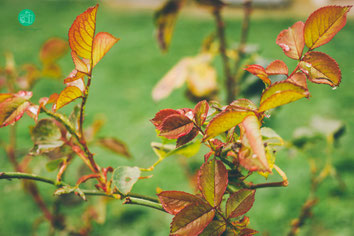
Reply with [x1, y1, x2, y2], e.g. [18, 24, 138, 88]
[276, 21, 304, 60]
[241, 115, 270, 172]
[287, 72, 307, 89]
[304, 6, 352, 49]
[154, 0, 185, 51]
[26, 104, 40, 122]
[198, 159, 228, 207]
[159, 114, 194, 139]
[113, 166, 141, 195]
[31, 119, 64, 154]
[54, 86, 83, 111]
[199, 220, 226, 236]
[92, 32, 120, 67]
[259, 81, 309, 112]
[0, 91, 32, 128]
[151, 109, 181, 129]
[204, 107, 253, 141]
[226, 189, 255, 218]
[194, 100, 209, 127]
[265, 60, 288, 75]
[170, 202, 215, 236]
[244, 64, 270, 86]
[39, 38, 68, 65]
[54, 185, 86, 201]
[158, 191, 202, 215]
[176, 128, 199, 148]
[68, 5, 98, 59]
[300, 51, 341, 87]
[98, 137, 131, 158]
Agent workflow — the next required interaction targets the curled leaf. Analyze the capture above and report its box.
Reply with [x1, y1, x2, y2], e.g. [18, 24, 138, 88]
[244, 64, 271, 86]
[300, 51, 341, 87]
[304, 5, 352, 49]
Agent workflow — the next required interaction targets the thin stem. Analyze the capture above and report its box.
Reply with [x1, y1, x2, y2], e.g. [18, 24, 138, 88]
[123, 197, 165, 212]
[213, 7, 234, 104]
[246, 180, 288, 189]
[79, 76, 92, 140]
[233, 0, 252, 98]
[0, 172, 65, 187]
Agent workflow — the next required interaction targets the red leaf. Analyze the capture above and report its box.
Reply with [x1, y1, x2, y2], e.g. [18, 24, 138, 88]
[276, 21, 304, 60]
[199, 220, 226, 236]
[176, 127, 199, 148]
[226, 189, 256, 218]
[244, 64, 270, 86]
[159, 114, 194, 139]
[300, 51, 341, 87]
[194, 100, 209, 127]
[265, 60, 288, 75]
[240, 228, 258, 236]
[304, 6, 352, 49]
[158, 191, 202, 215]
[198, 159, 228, 207]
[170, 202, 215, 236]
[151, 109, 181, 129]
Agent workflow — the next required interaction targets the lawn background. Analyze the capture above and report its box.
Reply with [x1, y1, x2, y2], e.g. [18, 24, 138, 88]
[0, 0, 353, 235]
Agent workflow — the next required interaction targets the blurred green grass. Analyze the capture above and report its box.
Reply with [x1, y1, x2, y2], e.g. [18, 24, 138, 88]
[0, 0, 353, 235]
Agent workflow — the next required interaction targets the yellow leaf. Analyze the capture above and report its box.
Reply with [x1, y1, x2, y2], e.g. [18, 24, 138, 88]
[68, 4, 98, 59]
[259, 81, 309, 112]
[55, 86, 83, 111]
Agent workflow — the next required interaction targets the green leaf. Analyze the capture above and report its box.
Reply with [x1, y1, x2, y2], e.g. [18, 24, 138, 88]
[46, 158, 65, 172]
[198, 159, 228, 207]
[54, 185, 86, 201]
[226, 189, 255, 218]
[199, 220, 226, 236]
[204, 107, 254, 141]
[300, 51, 341, 87]
[158, 191, 202, 215]
[0, 91, 32, 127]
[259, 81, 309, 112]
[113, 166, 141, 195]
[171, 139, 201, 157]
[31, 119, 64, 155]
[304, 6, 352, 49]
[98, 137, 131, 159]
[170, 202, 215, 236]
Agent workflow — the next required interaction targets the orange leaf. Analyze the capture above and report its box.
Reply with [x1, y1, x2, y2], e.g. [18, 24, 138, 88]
[244, 65, 271, 86]
[300, 51, 341, 87]
[64, 69, 86, 84]
[68, 4, 98, 59]
[39, 38, 68, 65]
[304, 6, 352, 49]
[55, 86, 83, 111]
[259, 81, 309, 112]
[92, 32, 119, 67]
[276, 21, 304, 60]
[265, 60, 288, 75]
[287, 72, 307, 89]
